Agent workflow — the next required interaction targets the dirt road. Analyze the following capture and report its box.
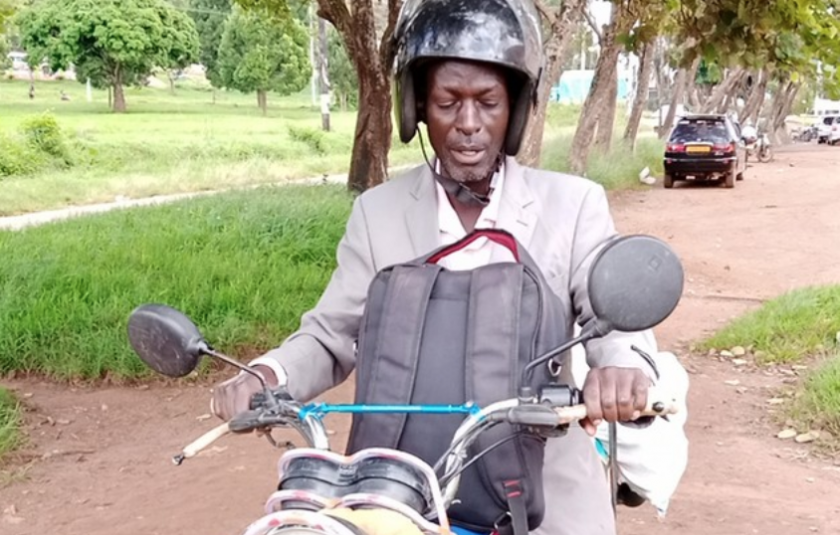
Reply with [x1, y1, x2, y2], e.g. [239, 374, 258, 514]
[2, 145, 840, 535]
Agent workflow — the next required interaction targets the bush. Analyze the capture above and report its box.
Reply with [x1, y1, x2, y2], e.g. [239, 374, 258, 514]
[19, 111, 73, 166]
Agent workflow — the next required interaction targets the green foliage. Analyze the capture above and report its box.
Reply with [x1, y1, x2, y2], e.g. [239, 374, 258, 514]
[15, 0, 200, 110]
[217, 6, 310, 103]
[0, 185, 353, 380]
[328, 25, 357, 109]
[187, 0, 232, 88]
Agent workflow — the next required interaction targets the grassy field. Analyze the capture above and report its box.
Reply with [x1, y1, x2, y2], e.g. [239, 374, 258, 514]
[0, 77, 665, 216]
[702, 285, 840, 441]
[0, 78, 425, 215]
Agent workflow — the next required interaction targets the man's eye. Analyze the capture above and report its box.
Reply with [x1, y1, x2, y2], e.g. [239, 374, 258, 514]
[436, 102, 455, 109]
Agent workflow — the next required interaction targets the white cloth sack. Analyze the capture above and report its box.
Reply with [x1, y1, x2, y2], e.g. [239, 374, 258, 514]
[569, 334, 690, 516]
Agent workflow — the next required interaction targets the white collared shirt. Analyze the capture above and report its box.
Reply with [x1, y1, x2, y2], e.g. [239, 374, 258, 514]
[433, 161, 516, 270]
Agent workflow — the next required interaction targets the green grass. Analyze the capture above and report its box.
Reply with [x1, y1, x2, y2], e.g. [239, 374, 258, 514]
[0, 388, 23, 460]
[701, 285, 840, 444]
[541, 132, 664, 190]
[0, 184, 353, 380]
[790, 357, 840, 441]
[700, 285, 840, 364]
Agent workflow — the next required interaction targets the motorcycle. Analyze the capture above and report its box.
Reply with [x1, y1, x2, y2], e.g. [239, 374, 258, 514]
[745, 133, 773, 163]
[126, 234, 685, 535]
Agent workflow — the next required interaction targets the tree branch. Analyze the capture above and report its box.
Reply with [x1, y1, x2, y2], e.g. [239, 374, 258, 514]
[317, 0, 352, 38]
[378, 0, 402, 72]
[534, 0, 558, 28]
[583, 7, 603, 43]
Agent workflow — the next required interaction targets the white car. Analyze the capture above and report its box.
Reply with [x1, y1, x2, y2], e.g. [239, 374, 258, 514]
[817, 115, 840, 144]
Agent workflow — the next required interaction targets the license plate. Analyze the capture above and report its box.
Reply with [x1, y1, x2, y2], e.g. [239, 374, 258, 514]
[686, 145, 711, 154]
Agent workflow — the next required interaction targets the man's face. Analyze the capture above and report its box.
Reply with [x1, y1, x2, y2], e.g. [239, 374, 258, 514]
[424, 60, 511, 184]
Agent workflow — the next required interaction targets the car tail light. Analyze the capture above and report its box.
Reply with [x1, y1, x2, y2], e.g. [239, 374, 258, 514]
[713, 142, 735, 154]
[666, 143, 686, 153]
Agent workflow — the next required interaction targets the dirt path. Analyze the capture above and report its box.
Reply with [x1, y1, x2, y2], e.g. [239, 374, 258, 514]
[3, 145, 840, 534]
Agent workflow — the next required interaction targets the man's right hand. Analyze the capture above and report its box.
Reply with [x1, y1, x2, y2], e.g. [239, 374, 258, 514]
[210, 364, 278, 422]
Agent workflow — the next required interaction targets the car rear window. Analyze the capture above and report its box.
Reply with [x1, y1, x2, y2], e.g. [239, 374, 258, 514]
[670, 119, 731, 143]
[823, 117, 837, 125]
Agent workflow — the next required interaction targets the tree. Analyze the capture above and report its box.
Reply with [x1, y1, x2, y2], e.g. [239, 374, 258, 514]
[187, 0, 232, 89]
[237, 0, 401, 193]
[216, 6, 310, 114]
[15, 0, 199, 112]
[327, 25, 357, 111]
[517, 0, 586, 167]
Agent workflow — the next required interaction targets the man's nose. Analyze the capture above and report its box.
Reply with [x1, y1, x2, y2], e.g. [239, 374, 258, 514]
[456, 101, 481, 136]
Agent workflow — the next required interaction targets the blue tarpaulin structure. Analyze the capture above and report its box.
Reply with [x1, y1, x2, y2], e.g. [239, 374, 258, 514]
[550, 69, 631, 105]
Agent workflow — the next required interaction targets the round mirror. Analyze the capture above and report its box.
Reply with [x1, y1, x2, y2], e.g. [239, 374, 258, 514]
[126, 304, 208, 377]
[587, 235, 684, 333]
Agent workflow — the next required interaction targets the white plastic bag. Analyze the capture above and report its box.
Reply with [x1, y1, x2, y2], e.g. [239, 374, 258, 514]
[569, 338, 690, 516]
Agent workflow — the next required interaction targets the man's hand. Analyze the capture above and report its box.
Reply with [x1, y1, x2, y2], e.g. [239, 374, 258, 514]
[210, 365, 277, 422]
[580, 366, 651, 437]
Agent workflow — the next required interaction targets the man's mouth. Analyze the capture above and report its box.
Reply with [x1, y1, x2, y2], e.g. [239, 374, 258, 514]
[450, 147, 486, 165]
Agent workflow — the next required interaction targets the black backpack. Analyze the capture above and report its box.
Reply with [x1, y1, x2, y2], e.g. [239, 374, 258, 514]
[345, 229, 571, 534]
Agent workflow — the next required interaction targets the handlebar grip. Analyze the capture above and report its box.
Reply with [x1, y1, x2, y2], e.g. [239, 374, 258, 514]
[496, 405, 561, 427]
[173, 422, 231, 465]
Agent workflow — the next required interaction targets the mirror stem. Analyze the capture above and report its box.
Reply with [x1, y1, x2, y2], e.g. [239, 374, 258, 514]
[519, 321, 610, 398]
[202, 347, 268, 391]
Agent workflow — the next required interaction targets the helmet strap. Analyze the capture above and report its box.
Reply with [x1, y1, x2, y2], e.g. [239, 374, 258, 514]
[416, 128, 501, 208]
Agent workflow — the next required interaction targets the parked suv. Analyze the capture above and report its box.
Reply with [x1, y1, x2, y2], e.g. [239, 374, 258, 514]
[663, 114, 747, 189]
[817, 115, 839, 144]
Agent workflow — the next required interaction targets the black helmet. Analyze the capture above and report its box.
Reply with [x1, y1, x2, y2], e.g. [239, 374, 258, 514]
[393, 0, 544, 155]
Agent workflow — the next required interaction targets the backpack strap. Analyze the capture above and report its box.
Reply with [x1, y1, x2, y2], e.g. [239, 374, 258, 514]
[422, 229, 521, 264]
[495, 480, 529, 535]
[349, 263, 441, 449]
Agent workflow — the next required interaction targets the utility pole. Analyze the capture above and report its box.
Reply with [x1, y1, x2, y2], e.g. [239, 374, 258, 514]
[318, 17, 330, 132]
[308, 4, 317, 106]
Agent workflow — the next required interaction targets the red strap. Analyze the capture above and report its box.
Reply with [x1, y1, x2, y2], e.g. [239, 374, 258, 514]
[427, 230, 520, 264]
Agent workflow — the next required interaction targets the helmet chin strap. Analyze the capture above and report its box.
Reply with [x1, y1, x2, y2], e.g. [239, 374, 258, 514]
[417, 129, 501, 208]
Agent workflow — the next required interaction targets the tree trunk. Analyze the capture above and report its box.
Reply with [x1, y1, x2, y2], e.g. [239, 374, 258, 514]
[623, 40, 654, 151]
[318, 0, 401, 192]
[594, 70, 618, 150]
[517, 0, 586, 166]
[659, 69, 687, 139]
[700, 68, 745, 113]
[112, 66, 127, 113]
[340, 92, 348, 111]
[568, 5, 628, 175]
[257, 90, 267, 115]
[767, 79, 800, 144]
[740, 69, 768, 124]
[684, 57, 701, 111]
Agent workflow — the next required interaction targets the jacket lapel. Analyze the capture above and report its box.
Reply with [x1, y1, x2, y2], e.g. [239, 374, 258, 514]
[492, 157, 537, 263]
[405, 165, 440, 258]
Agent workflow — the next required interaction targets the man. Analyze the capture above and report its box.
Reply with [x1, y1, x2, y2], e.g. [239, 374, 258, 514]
[212, 0, 661, 533]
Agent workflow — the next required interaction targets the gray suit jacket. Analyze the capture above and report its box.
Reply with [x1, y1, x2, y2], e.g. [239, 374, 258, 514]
[262, 156, 658, 402]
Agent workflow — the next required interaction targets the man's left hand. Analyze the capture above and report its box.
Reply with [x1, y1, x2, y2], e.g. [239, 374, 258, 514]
[580, 366, 651, 437]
